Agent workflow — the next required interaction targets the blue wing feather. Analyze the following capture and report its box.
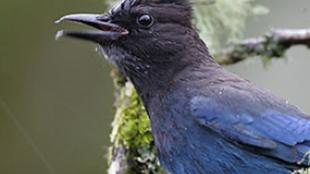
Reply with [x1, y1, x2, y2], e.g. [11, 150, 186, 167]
[190, 86, 310, 166]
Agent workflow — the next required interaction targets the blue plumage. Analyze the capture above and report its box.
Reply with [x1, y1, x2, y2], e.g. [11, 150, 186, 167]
[147, 73, 310, 174]
[56, 0, 310, 173]
[191, 92, 310, 166]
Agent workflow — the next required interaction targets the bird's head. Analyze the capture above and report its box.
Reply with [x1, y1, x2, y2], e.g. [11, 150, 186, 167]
[57, 0, 210, 95]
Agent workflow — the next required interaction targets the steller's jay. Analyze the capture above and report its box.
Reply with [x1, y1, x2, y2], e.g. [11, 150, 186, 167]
[56, 0, 310, 173]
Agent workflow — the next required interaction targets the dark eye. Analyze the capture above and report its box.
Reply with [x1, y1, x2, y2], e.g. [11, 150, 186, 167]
[137, 14, 153, 28]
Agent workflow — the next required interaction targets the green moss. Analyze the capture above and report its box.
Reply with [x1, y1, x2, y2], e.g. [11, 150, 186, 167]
[113, 83, 152, 148]
[109, 71, 164, 174]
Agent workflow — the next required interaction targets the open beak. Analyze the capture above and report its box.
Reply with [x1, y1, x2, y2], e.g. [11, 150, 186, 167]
[55, 14, 128, 43]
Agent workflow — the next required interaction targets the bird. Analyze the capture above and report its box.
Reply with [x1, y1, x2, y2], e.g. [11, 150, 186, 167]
[56, 0, 310, 173]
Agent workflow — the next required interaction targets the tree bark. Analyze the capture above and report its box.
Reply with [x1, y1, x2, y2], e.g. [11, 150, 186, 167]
[216, 29, 310, 65]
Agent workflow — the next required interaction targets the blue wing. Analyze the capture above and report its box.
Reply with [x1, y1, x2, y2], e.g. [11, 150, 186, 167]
[190, 86, 310, 166]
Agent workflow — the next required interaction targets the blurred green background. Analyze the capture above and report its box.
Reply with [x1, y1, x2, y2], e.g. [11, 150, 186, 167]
[0, 0, 309, 174]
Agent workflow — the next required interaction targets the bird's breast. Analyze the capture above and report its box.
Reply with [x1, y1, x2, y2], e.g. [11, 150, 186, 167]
[146, 94, 292, 174]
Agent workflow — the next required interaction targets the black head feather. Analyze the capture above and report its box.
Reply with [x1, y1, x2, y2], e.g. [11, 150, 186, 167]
[57, 0, 204, 98]
[130, 0, 190, 5]
[110, 0, 191, 13]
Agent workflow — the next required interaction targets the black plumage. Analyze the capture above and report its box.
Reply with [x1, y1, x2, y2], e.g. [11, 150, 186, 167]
[56, 0, 310, 173]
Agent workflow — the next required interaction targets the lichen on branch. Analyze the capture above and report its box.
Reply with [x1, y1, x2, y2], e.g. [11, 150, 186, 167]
[216, 29, 310, 65]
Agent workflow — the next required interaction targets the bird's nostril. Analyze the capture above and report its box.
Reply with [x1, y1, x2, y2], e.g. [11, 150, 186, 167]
[97, 14, 111, 22]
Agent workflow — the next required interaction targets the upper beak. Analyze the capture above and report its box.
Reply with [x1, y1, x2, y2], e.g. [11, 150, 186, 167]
[55, 13, 128, 43]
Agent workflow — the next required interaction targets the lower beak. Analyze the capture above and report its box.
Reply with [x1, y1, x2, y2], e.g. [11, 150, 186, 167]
[55, 14, 128, 43]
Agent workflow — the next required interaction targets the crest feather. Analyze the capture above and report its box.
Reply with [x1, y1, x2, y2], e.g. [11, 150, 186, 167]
[133, 0, 191, 6]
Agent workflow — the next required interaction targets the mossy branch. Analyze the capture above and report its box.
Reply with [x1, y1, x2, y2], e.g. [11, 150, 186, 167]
[108, 70, 164, 174]
[216, 29, 310, 65]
